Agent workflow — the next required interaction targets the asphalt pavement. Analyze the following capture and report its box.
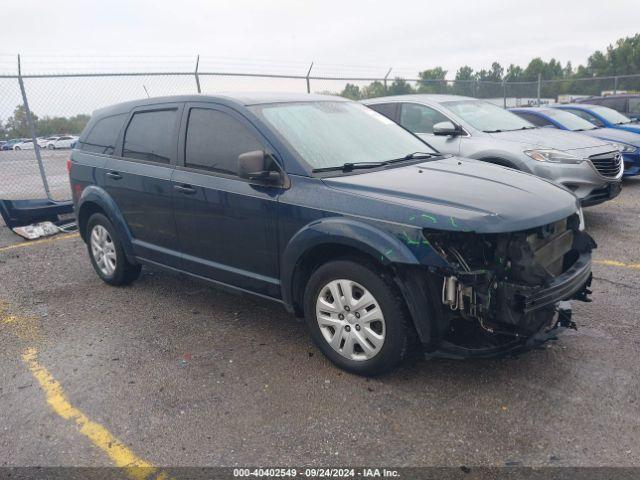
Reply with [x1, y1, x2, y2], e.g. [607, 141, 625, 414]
[0, 176, 638, 472]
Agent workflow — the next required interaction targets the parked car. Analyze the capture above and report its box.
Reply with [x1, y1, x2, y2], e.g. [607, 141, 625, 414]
[576, 94, 640, 121]
[362, 95, 623, 207]
[511, 106, 640, 177]
[70, 94, 595, 375]
[552, 103, 640, 135]
[2, 138, 25, 151]
[13, 139, 36, 150]
[0, 141, 6, 149]
[46, 135, 78, 149]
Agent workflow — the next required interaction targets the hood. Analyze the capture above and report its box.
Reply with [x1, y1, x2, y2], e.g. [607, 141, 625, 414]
[323, 157, 579, 234]
[580, 127, 640, 147]
[489, 128, 613, 152]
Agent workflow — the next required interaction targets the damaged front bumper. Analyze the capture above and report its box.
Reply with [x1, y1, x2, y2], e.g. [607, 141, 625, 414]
[423, 217, 596, 359]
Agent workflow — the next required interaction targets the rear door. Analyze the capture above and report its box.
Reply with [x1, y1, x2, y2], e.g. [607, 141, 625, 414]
[172, 103, 280, 298]
[103, 103, 182, 267]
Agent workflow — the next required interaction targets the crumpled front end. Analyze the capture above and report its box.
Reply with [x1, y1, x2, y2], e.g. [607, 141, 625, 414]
[424, 211, 595, 358]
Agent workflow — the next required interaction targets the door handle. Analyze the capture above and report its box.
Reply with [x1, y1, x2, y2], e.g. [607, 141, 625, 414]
[174, 184, 197, 194]
[106, 171, 122, 180]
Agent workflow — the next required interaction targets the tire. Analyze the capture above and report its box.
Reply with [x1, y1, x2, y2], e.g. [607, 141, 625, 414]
[86, 213, 141, 286]
[14, 146, 20, 151]
[303, 258, 413, 376]
[48, 144, 55, 150]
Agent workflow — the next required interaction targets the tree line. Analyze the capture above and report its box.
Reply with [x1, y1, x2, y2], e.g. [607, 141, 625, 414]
[338, 34, 640, 100]
[0, 105, 89, 139]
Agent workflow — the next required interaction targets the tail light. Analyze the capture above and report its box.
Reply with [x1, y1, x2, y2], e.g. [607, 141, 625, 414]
[66, 159, 72, 173]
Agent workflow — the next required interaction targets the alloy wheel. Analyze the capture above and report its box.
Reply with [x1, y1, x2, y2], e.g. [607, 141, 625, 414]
[90, 225, 117, 276]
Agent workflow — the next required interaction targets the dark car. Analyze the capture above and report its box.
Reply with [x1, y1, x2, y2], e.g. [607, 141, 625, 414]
[511, 106, 640, 176]
[576, 94, 640, 121]
[69, 94, 595, 375]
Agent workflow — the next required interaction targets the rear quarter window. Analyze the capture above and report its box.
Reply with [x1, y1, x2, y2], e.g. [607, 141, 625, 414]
[78, 113, 127, 155]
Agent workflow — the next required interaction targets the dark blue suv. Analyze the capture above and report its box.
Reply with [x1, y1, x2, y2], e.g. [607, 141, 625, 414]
[70, 94, 595, 375]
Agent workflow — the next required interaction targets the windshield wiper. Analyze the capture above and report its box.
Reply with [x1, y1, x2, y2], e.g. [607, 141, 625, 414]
[312, 161, 388, 173]
[312, 152, 438, 173]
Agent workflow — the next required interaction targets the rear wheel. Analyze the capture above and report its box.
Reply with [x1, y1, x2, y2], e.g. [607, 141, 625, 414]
[303, 259, 413, 376]
[14, 146, 21, 151]
[86, 213, 141, 286]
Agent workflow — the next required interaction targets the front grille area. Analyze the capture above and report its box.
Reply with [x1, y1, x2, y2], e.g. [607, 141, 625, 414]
[589, 151, 622, 177]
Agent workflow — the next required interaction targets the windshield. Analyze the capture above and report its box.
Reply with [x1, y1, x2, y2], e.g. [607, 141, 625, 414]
[543, 109, 598, 131]
[251, 101, 435, 170]
[443, 100, 534, 132]
[588, 105, 632, 125]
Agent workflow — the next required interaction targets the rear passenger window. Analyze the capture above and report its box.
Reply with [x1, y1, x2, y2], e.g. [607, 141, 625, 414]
[123, 109, 177, 163]
[78, 113, 127, 155]
[185, 108, 263, 175]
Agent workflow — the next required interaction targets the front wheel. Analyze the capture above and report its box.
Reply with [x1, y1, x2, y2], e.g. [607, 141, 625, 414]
[86, 213, 141, 286]
[303, 259, 414, 376]
[14, 146, 21, 151]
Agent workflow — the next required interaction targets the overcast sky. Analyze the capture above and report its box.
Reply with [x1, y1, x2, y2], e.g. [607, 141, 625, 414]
[1, 0, 638, 78]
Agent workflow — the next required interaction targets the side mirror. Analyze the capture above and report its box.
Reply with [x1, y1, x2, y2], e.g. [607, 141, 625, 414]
[433, 121, 462, 136]
[238, 150, 283, 185]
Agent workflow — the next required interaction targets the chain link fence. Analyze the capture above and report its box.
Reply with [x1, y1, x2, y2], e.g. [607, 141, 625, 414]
[2, 55, 640, 209]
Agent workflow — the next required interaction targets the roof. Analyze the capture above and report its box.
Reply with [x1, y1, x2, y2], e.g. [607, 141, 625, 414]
[362, 94, 475, 104]
[91, 92, 347, 117]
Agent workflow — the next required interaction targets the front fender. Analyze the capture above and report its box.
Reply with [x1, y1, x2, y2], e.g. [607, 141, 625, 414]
[77, 186, 135, 262]
[280, 216, 447, 304]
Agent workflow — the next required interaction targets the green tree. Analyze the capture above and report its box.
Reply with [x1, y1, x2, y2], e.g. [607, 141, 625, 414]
[417, 67, 447, 93]
[5, 105, 37, 138]
[339, 83, 362, 100]
[387, 78, 414, 96]
[361, 81, 387, 98]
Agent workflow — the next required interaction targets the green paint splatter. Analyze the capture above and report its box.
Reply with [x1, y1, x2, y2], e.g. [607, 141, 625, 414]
[409, 215, 416, 221]
[421, 214, 437, 224]
[449, 217, 459, 228]
[385, 249, 393, 256]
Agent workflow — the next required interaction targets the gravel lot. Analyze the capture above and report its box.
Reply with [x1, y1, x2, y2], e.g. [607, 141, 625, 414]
[0, 175, 638, 470]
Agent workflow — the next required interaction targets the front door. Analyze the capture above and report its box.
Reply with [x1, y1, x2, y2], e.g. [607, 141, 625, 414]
[103, 104, 182, 267]
[398, 102, 461, 155]
[172, 103, 281, 298]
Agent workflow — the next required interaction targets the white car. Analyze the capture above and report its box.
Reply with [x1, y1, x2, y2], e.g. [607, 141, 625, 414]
[13, 139, 36, 150]
[46, 135, 77, 149]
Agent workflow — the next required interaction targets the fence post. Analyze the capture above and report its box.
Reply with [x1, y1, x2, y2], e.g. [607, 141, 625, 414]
[613, 75, 618, 95]
[194, 54, 201, 94]
[306, 62, 314, 94]
[502, 80, 507, 108]
[17, 55, 51, 200]
[383, 68, 392, 92]
[537, 73, 542, 106]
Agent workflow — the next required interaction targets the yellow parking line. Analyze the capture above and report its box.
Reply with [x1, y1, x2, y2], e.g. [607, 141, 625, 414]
[0, 232, 79, 252]
[594, 259, 640, 271]
[21, 347, 169, 480]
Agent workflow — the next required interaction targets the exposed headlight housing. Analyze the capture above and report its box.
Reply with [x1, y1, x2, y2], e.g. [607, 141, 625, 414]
[609, 142, 637, 154]
[523, 149, 583, 163]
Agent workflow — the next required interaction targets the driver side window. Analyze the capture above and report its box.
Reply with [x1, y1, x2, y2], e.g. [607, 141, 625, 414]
[400, 103, 449, 134]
